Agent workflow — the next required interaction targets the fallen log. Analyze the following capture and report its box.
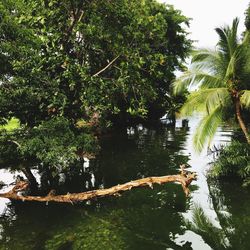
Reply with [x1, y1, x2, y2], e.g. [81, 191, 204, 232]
[0, 166, 197, 204]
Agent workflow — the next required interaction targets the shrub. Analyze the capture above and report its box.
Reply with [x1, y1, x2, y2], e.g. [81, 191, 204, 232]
[209, 141, 250, 186]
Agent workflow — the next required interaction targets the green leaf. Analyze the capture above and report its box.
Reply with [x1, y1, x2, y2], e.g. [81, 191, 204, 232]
[240, 90, 250, 108]
[194, 105, 223, 152]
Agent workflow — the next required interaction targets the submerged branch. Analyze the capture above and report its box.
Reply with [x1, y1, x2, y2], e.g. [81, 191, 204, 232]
[0, 167, 197, 204]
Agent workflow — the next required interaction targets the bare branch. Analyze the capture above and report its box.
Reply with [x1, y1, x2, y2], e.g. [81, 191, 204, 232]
[92, 55, 120, 77]
[0, 170, 197, 204]
[7, 140, 21, 147]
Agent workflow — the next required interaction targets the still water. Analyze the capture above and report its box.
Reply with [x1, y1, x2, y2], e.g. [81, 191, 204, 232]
[0, 117, 249, 250]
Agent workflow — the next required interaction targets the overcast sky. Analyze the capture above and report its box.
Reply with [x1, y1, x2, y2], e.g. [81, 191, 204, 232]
[159, 0, 249, 48]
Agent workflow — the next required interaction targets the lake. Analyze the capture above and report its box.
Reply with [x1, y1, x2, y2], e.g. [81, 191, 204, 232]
[0, 116, 249, 250]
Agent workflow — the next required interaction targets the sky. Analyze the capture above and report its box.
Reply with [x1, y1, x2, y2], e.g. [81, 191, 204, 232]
[158, 0, 249, 48]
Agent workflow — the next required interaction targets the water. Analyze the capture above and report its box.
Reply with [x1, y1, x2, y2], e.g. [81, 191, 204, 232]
[0, 117, 249, 250]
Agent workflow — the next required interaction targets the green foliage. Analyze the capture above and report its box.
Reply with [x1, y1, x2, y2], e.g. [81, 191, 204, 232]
[173, 18, 250, 151]
[0, 118, 20, 131]
[0, 0, 43, 126]
[209, 141, 250, 185]
[0, 117, 98, 173]
[0, 132, 20, 166]
[193, 106, 223, 152]
[240, 90, 250, 109]
[0, 0, 191, 181]
[0, 0, 191, 126]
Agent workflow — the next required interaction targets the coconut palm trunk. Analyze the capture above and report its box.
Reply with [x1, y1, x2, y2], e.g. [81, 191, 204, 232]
[234, 95, 250, 143]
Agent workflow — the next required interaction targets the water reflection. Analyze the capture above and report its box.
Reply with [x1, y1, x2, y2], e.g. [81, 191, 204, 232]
[0, 117, 248, 249]
[208, 179, 250, 250]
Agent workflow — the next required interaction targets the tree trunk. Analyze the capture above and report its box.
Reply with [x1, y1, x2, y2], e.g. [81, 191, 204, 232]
[235, 97, 250, 144]
[22, 166, 38, 193]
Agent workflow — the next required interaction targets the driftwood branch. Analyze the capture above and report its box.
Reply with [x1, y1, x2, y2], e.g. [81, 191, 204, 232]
[0, 167, 197, 204]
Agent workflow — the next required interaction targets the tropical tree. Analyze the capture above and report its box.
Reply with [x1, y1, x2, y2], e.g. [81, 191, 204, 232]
[0, 0, 191, 191]
[0, 0, 191, 127]
[173, 18, 250, 151]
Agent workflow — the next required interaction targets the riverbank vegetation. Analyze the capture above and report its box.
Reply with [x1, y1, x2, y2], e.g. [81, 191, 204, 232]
[0, 0, 191, 193]
[209, 141, 250, 186]
[0, 0, 249, 195]
[0, 1, 249, 248]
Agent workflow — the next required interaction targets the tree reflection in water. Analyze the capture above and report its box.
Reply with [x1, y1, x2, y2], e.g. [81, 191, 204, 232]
[208, 179, 250, 250]
[0, 123, 197, 249]
[187, 178, 250, 250]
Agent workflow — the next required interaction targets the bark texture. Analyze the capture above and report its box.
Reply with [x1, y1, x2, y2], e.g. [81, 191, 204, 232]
[235, 97, 250, 144]
[0, 167, 197, 204]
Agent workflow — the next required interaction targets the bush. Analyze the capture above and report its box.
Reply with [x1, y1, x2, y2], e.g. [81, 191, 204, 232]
[0, 117, 98, 171]
[209, 141, 250, 186]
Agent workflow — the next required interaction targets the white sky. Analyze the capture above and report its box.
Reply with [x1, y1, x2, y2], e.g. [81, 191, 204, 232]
[158, 0, 249, 48]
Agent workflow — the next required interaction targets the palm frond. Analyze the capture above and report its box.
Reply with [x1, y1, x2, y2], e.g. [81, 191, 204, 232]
[240, 90, 250, 108]
[193, 105, 223, 152]
[171, 70, 195, 95]
[180, 88, 229, 116]
[226, 44, 248, 80]
[215, 27, 230, 60]
[215, 18, 239, 64]
[190, 50, 226, 87]
[219, 18, 239, 53]
[192, 49, 218, 62]
[225, 51, 237, 80]
[172, 69, 225, 95]
[191, 50, 223, 76]
[242, 30, 250, 45]
[229, 18, 240, 52]
[197, 74, 224, 88]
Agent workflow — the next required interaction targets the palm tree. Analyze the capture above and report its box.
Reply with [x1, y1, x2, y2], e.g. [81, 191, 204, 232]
[173, 18, 250, 151]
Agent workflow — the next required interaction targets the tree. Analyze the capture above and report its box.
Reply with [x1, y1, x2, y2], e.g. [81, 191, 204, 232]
[173, 18, 250, 151]
[0, 0, 191, 127]
[0, 0, 191, 191]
